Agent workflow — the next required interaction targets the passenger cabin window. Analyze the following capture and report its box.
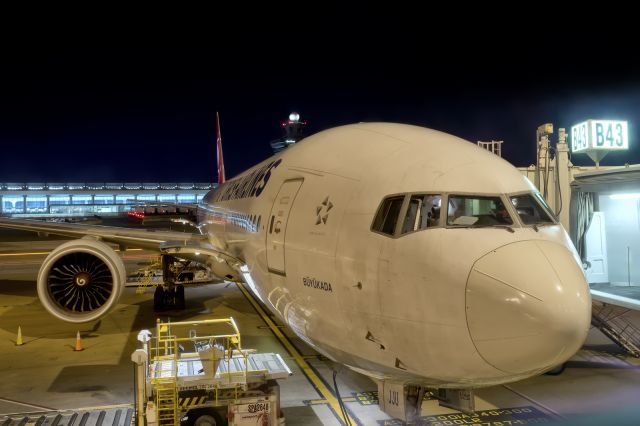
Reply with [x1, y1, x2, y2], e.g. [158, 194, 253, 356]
[401, 194, 442, 234]
[372, 196, 405, 236]
[510, 194, 555, 225]
[447, 195, 513, 227]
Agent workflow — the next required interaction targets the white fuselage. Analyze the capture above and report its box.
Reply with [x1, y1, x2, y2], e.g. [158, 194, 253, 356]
[198, 123, 592, 388]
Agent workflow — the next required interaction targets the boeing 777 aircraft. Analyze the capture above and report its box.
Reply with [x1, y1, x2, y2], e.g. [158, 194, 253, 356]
[0, 123, 591, 421]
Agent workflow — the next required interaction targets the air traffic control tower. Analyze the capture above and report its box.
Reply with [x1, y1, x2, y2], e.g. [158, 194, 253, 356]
[270, 112, 307, 153]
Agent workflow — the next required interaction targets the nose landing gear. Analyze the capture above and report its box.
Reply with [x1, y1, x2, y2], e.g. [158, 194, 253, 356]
[153, 254, 186, 311]
[153, 284, 186, 311]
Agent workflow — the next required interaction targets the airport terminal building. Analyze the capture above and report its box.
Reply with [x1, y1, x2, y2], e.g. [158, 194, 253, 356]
[0, 182, 215, 217]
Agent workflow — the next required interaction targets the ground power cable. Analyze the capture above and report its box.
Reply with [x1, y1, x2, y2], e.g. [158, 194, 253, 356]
[332, 370, 353, 426]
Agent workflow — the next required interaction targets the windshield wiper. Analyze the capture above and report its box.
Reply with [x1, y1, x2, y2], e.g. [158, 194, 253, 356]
[531, 222, 557, 231]
[473, 224, 515, 233]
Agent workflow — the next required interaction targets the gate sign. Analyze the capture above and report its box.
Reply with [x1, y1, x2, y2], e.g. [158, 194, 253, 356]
[571, 120, 629, 153]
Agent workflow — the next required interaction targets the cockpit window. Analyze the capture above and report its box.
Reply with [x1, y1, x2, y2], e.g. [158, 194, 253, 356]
[533, 192, 556, 219]
[447, 195, 513, 227]
[401, 194, 441, 234]
[510, 193, 555, 225]
[372, 196, 405, 236]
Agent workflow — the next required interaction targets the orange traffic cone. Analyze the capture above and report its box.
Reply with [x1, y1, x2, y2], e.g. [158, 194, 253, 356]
[74, 331, 83, 351]
[16, 326, 23, 346]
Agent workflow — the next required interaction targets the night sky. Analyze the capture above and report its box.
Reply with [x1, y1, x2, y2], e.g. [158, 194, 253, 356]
[2, 29, 639, 183]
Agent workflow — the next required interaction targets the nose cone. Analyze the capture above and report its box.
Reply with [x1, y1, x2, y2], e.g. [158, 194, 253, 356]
[466, 240, 591, 375]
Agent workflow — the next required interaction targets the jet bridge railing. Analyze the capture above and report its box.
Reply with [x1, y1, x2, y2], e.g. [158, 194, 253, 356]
[592, 302, 640, 358]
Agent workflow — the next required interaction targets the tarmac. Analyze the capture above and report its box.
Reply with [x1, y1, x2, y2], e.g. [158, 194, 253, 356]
[1, 224, 640, 425]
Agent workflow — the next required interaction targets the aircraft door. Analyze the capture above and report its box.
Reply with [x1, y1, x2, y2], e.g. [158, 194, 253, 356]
[266, 179, 303, 275]
[585, 211, 609, 284]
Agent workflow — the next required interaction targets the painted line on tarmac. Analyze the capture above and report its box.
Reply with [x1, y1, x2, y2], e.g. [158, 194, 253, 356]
[0, 396, 55, 411]
[0, 251, 51, 256]
[236, 282, 358, 426]
[280, 354, 327, 361]
[305, 396, 357, 405]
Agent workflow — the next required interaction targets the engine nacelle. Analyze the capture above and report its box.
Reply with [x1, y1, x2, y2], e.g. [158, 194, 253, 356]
[37, 238, 126, 323]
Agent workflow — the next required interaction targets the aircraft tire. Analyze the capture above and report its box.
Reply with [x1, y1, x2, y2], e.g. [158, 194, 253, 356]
[545, 362, 567, 375]
[154, 286, 165, 311]
[177, 284, 185, 309]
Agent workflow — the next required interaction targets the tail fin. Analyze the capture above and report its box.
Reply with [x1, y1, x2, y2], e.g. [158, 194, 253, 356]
[216, 111, 226, 184]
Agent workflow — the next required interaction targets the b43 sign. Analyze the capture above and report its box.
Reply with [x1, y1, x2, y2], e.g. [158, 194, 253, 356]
[571, 120, 628, 153]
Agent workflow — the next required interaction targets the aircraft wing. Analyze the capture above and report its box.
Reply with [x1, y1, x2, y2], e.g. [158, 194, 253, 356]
[0, 217, 243, 322]
[0, 217, 242, 279]
[0, 217, 206, 251]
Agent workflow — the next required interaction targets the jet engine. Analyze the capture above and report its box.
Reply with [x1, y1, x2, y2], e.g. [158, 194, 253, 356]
[36, 238, 126, 323]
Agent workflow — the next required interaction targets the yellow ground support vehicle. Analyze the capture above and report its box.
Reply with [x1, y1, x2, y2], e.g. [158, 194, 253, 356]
[132, 318, 291, 426]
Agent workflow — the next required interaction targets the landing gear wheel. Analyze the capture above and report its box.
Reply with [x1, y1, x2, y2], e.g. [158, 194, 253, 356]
[545, 362, 567, 376]
[176, 284, 185, 309]
[153, 286, 165, 311]
[153, 286, 186, 311]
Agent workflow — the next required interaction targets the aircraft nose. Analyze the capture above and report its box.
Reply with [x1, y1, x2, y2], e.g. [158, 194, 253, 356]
[466, 240, 591, 375]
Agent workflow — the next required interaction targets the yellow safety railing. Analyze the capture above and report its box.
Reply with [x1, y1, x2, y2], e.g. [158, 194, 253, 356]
[149, 317, 251, 387]
[133, 256, 162, 294]
[155, 376, 178, 426]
